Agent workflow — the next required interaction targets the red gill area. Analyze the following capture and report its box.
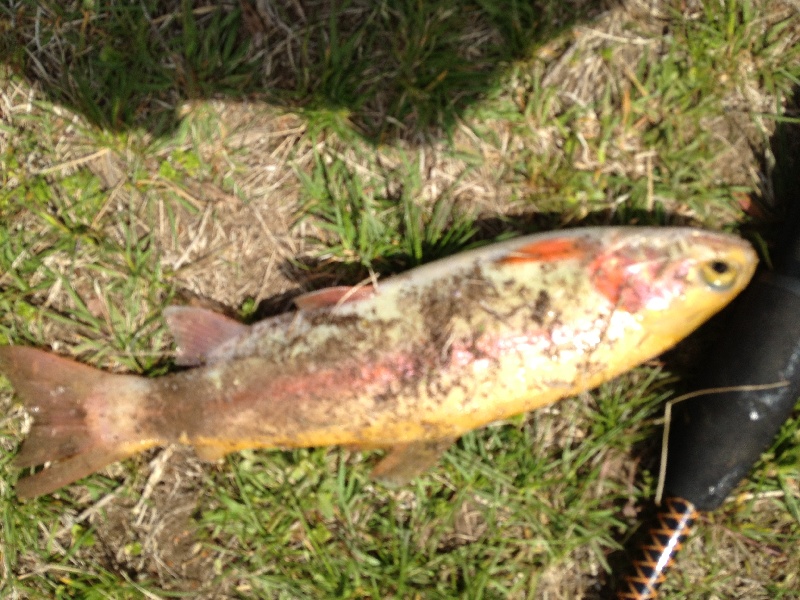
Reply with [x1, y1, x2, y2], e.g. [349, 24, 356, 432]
[588, 246, 671, 313]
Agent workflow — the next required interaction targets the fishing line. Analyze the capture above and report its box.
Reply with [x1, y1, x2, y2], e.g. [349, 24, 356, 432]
[655, 380, 790, 505]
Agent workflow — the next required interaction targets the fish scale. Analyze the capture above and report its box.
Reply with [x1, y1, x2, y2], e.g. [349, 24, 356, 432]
[0, 227, 757, 498]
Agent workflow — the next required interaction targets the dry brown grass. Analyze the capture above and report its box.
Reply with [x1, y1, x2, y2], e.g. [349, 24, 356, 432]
[1, 0, 799, 598]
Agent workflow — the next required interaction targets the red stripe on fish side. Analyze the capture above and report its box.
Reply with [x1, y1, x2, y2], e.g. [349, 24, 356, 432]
[497, 238, 588, 265]
[174, 351, 428, 450]
[590, 253, 627, 307]
[265, 354, 418, 400]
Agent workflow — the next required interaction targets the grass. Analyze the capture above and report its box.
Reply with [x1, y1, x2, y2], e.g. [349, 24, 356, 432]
[1, 0, 800, 598]
[296, 147, 480, 273]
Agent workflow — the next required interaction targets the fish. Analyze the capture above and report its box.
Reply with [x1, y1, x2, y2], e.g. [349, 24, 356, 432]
[0, 227, 757, 499]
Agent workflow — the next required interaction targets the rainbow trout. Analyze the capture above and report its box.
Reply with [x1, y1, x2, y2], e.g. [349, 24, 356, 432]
[0, 227, 757, 498]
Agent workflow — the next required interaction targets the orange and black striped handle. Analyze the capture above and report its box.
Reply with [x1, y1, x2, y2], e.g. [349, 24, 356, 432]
[616, 496, 698, 599]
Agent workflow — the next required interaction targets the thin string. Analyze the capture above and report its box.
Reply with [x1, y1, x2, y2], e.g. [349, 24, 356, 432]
[655, 380, 790, 505]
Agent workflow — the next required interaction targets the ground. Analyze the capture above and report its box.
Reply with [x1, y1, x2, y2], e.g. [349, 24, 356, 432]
[1, 0, 799, 598]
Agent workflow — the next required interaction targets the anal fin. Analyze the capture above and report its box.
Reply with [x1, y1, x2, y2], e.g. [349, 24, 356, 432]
[370, 438, 456, 487]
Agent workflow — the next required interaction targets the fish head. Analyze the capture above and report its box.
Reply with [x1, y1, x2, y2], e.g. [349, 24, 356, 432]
[589, 228, 758, 347]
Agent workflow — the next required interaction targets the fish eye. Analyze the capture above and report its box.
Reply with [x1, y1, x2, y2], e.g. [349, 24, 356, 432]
[700, 259, 739, 290]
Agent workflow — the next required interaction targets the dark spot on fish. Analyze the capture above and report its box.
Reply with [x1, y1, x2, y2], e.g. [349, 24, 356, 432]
[304, 310, 363, 330]
[57, 439, 79, 457]
[531, 289, 551, 325]
[576, 357, 603, 379]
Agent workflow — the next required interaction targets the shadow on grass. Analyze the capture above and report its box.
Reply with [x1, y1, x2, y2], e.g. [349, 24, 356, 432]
[765, 86, 800, 259]
[2, 0, 618, 142]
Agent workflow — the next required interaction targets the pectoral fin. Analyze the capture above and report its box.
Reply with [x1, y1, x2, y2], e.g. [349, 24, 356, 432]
[370, 438, 456, 486]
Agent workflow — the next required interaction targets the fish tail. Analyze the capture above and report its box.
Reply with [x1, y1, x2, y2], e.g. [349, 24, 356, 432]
[0, 346, 161, 499]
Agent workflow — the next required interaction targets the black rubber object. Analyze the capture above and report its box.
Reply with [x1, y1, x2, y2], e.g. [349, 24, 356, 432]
[663, 239, 800, 511]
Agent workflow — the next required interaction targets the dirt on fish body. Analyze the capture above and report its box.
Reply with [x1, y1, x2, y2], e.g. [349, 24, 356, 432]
[0, 227, 757, 498]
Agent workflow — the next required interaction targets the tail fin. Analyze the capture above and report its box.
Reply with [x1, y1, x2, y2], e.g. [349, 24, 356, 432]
[0, 346, 161, 499]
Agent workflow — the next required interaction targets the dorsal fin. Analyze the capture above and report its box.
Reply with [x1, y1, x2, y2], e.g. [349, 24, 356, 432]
[294, 285, 375, 311]
[163, 306, 249, 366]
